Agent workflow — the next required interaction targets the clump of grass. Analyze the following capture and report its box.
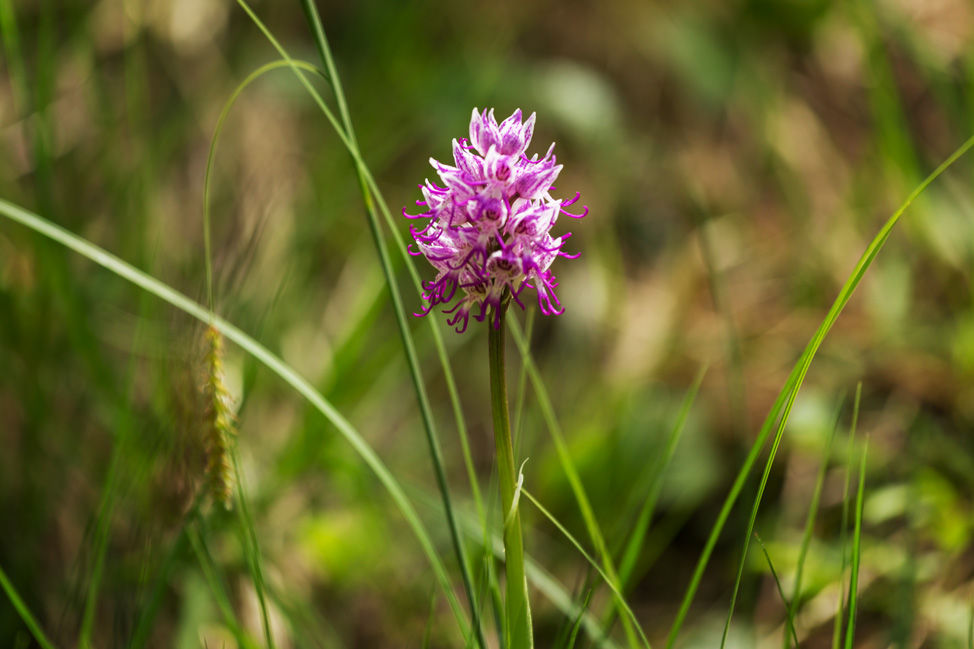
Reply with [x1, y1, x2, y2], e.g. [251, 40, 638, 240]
[202, 325, 237, 510]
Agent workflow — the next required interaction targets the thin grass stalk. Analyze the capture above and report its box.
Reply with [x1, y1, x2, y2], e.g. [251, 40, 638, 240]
[489, 302, 533, 649]
[186, 520, 253, 648]
[720, 399, 808, 646]
[507, 318, 640, 649]
[78, 439, 122, 648]
[203, 58, 327, 317]
[665, 363, 797, 648]
[423, 590, 438, 649]
[833, 387, 861, 649]
[843, 439, 868, 649]
[127, 490, 207, 649]
[968, 587, 974, 649]
[197, 13, 479, 642]
[232, 452, 275, 649]
[79, 351, 149, 648]
[567, 590, 594, 649]
[753, 533, 800, 648]
[600, 365, 706, 636]
[521, 490, 652, 649]
[199, 54, 274, 643]
[0, 563, 57, 649]
[783, 394, 845, 649]
[619, 365, 707, 588]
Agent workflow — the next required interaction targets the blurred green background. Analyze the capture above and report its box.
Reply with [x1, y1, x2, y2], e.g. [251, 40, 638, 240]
[2, 0, 974, 646]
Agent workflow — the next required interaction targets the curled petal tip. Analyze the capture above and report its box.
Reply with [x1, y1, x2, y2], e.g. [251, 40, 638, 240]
[561, 204, 588, 218]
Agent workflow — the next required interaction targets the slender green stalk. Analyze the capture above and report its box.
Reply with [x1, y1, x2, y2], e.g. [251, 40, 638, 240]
[618, 366, 707, 588]
[507, 318, 639, 648]
[489, 303, 533, 649]
[844, 438, 868, 649]
[233, 452, 275, 649]
[128, 491, 206, 649]
[521, 490, 651, 649]
[599, 366, 706, 638]
[567, 590, 594, 649]
[784, 394, 845, 649]
[0, 563, 56, 649]
[186, 520, 251, 647]
[968, 586, 974, 649]
[833, 388, 861, 649]
[753, 533, 800, 648]
[78, 437, 122, 648]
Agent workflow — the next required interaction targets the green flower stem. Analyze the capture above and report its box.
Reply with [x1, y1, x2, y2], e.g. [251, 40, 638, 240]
[489, 302, 533, 649]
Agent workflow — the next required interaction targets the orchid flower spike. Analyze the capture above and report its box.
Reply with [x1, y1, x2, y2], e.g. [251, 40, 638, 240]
[404, 108, 587, 333]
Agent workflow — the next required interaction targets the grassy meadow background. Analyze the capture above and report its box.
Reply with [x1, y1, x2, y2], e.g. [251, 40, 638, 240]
[2, 0, 974, 647]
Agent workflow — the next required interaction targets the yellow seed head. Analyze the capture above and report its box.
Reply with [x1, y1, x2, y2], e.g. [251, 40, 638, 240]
[203, 325, 237, 509]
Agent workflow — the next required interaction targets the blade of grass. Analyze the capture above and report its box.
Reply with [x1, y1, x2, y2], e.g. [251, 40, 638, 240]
[843, 438, 869, 649]
[423, 588, 437, 649]
[127, 492, 207, 649]
[600, 365, 706, 637]
[521, 488, 651, 649]
[783, 393, 846, 649]
[488, 554, 506, 649]
[0, 197, 471, 639]
[619, 365, 707, 587]
[204, 57, 328, 316]
[753, 532, 800, 648]
[186, 519, 254, 648]
[669, 132, 974, 649]
[520, 488, 652, 649]
[0, 563, 57, 649]
[264, 580, 345, 649]
[232, 452, 275, 649]
[833, 385, 861, 649]
[78, 433, 123, 648]
[566, 589, 594, 649]
[508, 317, 641, 649]
[690, 199, 749, 440]
[968, 586, 974, 649]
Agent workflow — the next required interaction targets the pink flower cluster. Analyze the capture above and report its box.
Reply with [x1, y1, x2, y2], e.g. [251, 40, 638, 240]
[404, 108, 587, 333]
